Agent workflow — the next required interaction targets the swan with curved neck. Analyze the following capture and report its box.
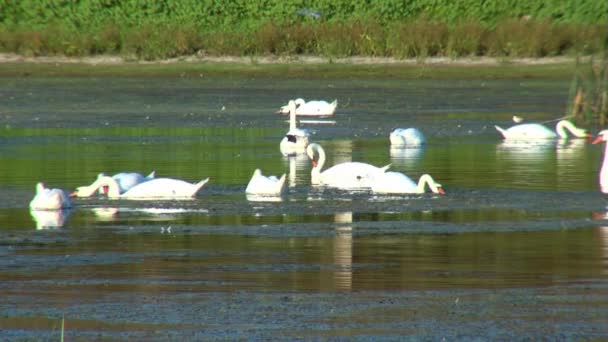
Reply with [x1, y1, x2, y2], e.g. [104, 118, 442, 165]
[30, 183, 71, 210]
[246, 169, 287, 196]
[495, 119, 589, 140]
[306, 143, 390, 189]
[280, 100, 309, 155]
[278, 98, 338, 116]
[72, 175, 209, 199]
[371, 172, 444, 194]
[97, 171, 155, 194]
[593, 130, 608, 193]
[390, 128, 426, 146]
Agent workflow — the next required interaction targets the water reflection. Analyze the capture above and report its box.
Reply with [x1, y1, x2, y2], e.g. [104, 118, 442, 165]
[334, 211, 353, 291]
[283, 153, 310, 188]
[246, 194, 283, 202]
[389, 146, 425, 168]
[592, 210, 608, 275]
[30, 209, 71, 229]
[90, 207, 208, 222]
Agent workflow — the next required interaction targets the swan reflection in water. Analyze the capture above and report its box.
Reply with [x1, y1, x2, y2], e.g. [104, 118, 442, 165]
[282, 153, 310, 188]
[334, 211, 353, 291]
[389, 145, 425, 168]
[30, 208, 71, 229]
[90, 207, 208, 222]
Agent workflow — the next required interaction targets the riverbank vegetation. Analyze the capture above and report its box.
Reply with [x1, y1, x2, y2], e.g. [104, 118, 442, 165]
[0, 0, 606, 60]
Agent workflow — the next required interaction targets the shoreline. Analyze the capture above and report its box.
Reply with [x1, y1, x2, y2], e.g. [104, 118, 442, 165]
[0, 53, 578, 66]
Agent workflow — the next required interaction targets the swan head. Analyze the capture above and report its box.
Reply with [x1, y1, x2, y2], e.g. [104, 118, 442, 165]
[556, 120, 590, 138]
[593, 130, 608, 144]
[306, 143, 322, 167]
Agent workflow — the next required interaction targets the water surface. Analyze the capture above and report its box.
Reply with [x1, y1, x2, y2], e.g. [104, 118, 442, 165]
[1, 76, 607, 340]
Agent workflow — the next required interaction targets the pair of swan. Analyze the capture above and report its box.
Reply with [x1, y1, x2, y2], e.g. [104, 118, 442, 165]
[280, 100, 310, 156]
[29, 183, 71, 210]
[278, 98, 338, 116]
[390, 128, 426, 147]
[495, 119, 589, 140]
[72, 174, 209, 199]
[306, 143, 443, 194]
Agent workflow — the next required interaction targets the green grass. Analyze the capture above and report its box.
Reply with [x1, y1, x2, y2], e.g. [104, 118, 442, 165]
[0, 59, 577, 79]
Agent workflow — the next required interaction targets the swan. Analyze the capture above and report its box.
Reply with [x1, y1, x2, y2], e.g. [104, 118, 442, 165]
[389, 128, 426, 147]
[278, 98, 337, 116]
[371, 172, 445, 194]
[306, 143, 390, 189]
[72, 175, 209, 199]
[100, 171, 156, 194]
[29, 183, 71, 210]
[495, 119, 589, 140]
[245, 169, 287, 196]
[592, 130, 608, 193]
[280, 100, 310, 155]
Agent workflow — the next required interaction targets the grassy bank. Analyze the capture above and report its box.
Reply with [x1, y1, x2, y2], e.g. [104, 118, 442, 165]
[0, 1, 606, 60]
[0, 57, 577, 80]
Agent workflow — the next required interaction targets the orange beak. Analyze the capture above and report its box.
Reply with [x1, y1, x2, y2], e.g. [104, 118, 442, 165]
[592, 136, 604, 144]
[69, 191, 78, 198]
[438, 187, 445, 195]
[312, 160, 318, 167]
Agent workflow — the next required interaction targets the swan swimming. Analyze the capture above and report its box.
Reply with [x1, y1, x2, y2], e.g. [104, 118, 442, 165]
[389, 128, 426, 147]
[246, 169, 287, 196]
[278, 98, 337, 116]
[280, 100, 310, 155]
[72, 175, 209, 200]
[97, 171, 156, 194]
[29, 183, 71, 210]
[495, 119, 589, 140]
[371, 172, 444, 194]
[592, 130, 608, 193]
[306, 143, 390, 189]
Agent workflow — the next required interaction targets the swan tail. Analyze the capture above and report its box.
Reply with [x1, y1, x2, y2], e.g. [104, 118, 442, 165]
[494, 125, 507, 138]
[147, 171, 156, 179]
[192, 178, 210, 197]
[380, 164, 391, 172]
[276, 174, 287, 192]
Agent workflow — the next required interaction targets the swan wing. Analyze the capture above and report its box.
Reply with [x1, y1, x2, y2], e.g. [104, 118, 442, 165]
[320, 162, 387, 189]
[372, 171, 418, 194]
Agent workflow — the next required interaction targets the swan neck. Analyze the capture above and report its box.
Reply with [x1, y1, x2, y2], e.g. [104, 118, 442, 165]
[555, 120, 578, 138]
[289, 102, 296, 131]
[601, 141, 608, 190]
[310, 144, 325, 181]
[417, 174, 439, 193]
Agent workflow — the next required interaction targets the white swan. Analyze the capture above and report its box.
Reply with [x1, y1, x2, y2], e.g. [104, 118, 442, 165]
[495, 119, 589, 140]
[389, 128, 426, 146]
[29, 183, 71, 210]
[100, 171, 156, 194]
[278, 98, 337, 116]
[371, 172, 444, 194]
[592, 130, 608, 193]
[72, 175, 209, 199]
[306, 143, 390, 189]
[245, 169, 287, 196]
[280, 100, 310, 155]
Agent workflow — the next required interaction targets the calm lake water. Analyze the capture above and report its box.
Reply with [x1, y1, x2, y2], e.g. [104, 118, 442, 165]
[1, 75, 607, 340]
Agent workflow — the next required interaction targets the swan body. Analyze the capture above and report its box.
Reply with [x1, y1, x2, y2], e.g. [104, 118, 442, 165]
[72, 175, 209, 199]
[97, 171, 155, 194]
[306, 143, 390, 189]
[280, 99, 310, 155]
[29, 183, 71, 210]
[246, 169, 287, 196]
[592, 130, 608, 193]
[278, 98, 337, 116]
[495, 120, 589, 140]
[390, 128, 426, 147]
[371, 172, 444, 194]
